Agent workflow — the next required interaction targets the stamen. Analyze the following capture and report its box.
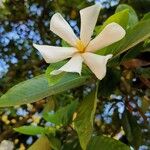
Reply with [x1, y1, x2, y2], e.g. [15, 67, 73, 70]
[76, 40, 85, 53]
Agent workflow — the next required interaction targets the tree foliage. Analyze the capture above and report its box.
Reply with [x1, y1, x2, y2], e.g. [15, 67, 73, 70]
[0, 0, 150, 149]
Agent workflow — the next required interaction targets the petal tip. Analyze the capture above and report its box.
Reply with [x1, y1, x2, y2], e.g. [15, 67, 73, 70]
[33, 43, 37, 47]
[80, 4, 101, 13]
[33, 43, 40, 49]
[49, 12, 78, 46]
[50, 13, 61, 30]
[109, 22, 126, 38]
[107, 54, 113, 59]
[94, 3, 102, 9]
[33, 43, 43, 53]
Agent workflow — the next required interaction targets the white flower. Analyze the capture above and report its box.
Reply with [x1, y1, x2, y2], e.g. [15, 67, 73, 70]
[33, 4, 125, 80]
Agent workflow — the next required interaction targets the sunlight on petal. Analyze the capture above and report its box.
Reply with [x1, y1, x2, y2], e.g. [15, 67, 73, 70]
[80, 4, 101, 46]
[86, 22, 126, 52]
[33, 43, 77, 63]
[82, 52, 112, 80]
[51, 54, 83, 75]
[50, 13, 79, 46]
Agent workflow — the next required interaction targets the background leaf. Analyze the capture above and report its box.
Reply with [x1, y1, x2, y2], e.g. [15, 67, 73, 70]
[141, 12, 150, 21]
[121, 44, 143, 62]
[48, 136, 61, 150]
[43, 100, 78, 126]
[121, 111, 142, 149]
[115, 4, 138, 27]
[87, 136, 130, 150]
[96, 9, 129, 34]
[28, 136, 51, 150]
[74, 89, 97, 150]
[14, 126, 46, 135]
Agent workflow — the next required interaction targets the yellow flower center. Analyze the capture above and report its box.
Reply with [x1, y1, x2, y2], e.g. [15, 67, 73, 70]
[76, 40, 86, 53]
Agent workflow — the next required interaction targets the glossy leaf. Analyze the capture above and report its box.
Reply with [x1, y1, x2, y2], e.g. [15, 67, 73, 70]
[121, 45, 142, 62]
[28, 136, 51, 150]
[74, 89, 97, 150]
[96, 9, 129, 34]
[43, 100, 78, 126]
[87, 136, 130, 150]
[141, 12, 150, 21]
[0, 74, 89, 107]
[115, 4, 138, 27]
[48, 136, 61, 150]
[121, 111, 142, 149]
[43, 97, 56, 113]
[14, 126, 46, 135]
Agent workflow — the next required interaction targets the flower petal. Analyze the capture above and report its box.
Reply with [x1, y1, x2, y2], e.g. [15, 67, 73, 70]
[86, 22, 126, 52]
[80, 4, 101, 46]
[51, 54, 83, 75]
[50, 13, 78, 46]
[82, 52, 112, 80]
[33, 43, 77, 63]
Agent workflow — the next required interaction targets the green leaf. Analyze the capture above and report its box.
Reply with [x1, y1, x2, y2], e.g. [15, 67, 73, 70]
[96, 9, 129, 34]
[121, 111, 142, 149]
[114, 19, 150, 55]
[141, 12, 150, 21]
[0, 74, 89, 107]
[28, 136, 51, 150]
[121, 45, 142, 62]
[43, 100, 78, 126]
[87, 136, 130, 150]
[48, 136, 61, 150]
[43, 97, 55, 113]
[61, 40, 70, 47]
[115, 4, 138, 27]
[103, 9, 129, 29]
[74, 89, 97, 150]
[14, 126, 46, 135]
